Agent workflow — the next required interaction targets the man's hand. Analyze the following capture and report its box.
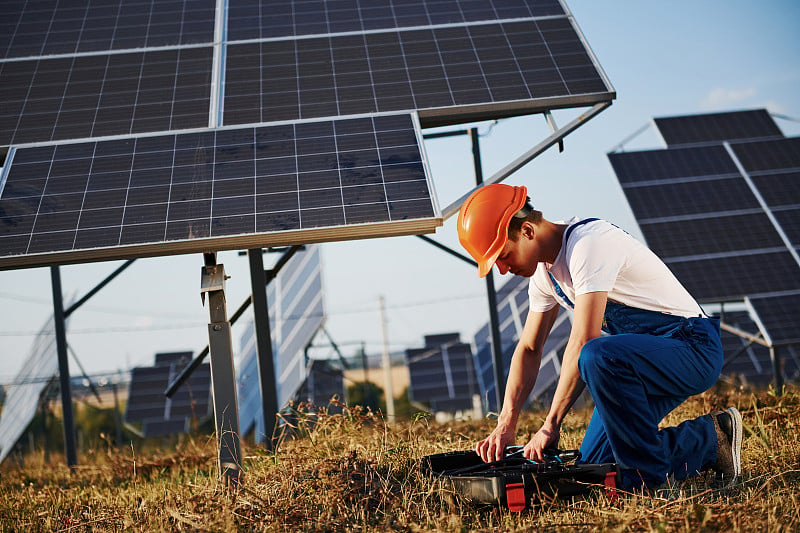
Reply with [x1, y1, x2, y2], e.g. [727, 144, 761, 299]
[523, 419, 561, 462]
[476, 422, 516, 462]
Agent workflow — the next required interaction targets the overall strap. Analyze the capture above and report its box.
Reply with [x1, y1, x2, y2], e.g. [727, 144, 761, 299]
[547, 218, 600, 309]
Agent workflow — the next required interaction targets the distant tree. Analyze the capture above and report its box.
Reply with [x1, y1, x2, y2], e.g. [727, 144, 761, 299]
[346, 381, 384, 412]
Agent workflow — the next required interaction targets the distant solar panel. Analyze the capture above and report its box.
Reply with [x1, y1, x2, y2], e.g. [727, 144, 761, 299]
[125, 351, 211, 437]
[295, 359, 345, 408]
[406, 333, 478, 413]
[472, 274, 571, 413]
[0, 314, 61, 463]
[0, 113, 438, 270]
[654, 109, 783, 147]
[236, 245, 325, 441]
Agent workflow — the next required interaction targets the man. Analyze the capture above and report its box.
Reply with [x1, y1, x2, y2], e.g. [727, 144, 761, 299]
[456, 183, 742, 492]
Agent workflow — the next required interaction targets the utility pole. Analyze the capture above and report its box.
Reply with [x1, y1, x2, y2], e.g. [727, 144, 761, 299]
[379, 296, 395, 422]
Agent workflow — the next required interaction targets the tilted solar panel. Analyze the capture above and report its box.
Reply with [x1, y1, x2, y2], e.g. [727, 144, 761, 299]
[228, 0, 566, 40]
[748, 293, 800, 346]
[406, 333, 478, 413]
[608, 110, 800, 356]
[654, 109, 783, 148]
[1, 0, 216, 59]
[224, 17, 611, 128]
[0, 113, 438, 269]
[0, 47, 213, 146]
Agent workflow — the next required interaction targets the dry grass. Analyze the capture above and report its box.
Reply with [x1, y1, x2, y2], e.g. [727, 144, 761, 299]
[1, 384, 798, 532]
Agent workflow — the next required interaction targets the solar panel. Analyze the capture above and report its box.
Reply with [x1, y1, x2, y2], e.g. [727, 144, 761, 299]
[236, 245, 325, 441]
[608, 109, 800, 357]
[228, 0, 566, 41]
[654, 109, 784, 148]
[224, 17, 612, 128]
[295, 359, 345, 409]
[717, 310, 774, 387]
[1, 0, 614, 273]
[0, 314, 61, 463]
[0, 113, 438, 270]
[0, 47, 213, 146]
[748, 293, 800, 346]
[1, 0, 216, 59]
[125, 351, 211, 437]
[405, 333, 478, 413]
[472, 274, 571, 413]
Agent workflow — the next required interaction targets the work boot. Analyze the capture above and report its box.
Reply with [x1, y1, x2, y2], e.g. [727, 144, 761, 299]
[711, 407, 743, 487]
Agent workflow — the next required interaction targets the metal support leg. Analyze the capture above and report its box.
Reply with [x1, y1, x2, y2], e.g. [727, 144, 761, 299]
[247, 248, 279, 449]
[201, 253, 243, 486]
[770, 346, 784, 394]
[470, 128, 506, 411]
[50, 266, 78, 468]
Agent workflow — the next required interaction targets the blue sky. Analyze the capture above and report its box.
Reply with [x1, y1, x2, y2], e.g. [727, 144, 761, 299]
[1, 0, 799, 383]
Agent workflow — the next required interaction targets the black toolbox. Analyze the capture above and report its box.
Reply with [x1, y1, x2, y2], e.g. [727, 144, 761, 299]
[420, 448, 618, 512]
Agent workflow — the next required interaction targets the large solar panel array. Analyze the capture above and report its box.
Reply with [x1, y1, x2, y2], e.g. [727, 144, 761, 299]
[405, 332, 478, 413]
[0, 314, 61, 463]
[608, 109, 800, 352]
[472, 274, 572, 413]
[236, 245, 325, 441]
[125, 351, 212, 437]
[0, 0, 614, 271]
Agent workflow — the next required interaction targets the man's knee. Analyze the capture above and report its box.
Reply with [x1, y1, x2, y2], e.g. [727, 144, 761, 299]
[578, 337, 616, 382]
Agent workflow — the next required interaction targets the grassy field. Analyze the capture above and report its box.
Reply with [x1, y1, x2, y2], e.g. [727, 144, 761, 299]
[1, 383, 798, 532]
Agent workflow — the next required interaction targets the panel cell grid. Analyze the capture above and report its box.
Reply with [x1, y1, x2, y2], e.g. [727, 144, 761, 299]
[0, 47, 213, 146]
[749, 293, 800, 345]
[1, 0, 216, 59]
[227, 0, 566, 41]
[224, 18, 610, 128]
[0, 113, 436, 269]
[654, 109, 783, 148]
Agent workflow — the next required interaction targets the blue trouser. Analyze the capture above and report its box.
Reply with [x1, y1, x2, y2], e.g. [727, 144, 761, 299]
[575, 302, 723, 490]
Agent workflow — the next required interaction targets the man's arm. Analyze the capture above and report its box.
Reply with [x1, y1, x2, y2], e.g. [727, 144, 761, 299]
[524, 291, 607, 461]
[476, 305, 560, 462]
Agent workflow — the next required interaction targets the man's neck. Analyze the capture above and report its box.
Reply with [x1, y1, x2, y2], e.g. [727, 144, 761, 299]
[538, 220, 569, 264]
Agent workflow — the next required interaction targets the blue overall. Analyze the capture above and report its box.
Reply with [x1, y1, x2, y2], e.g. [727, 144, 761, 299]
[550, 219, 724, 490]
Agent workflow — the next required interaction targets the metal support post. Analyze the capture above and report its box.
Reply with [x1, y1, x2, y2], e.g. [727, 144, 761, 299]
[247, 248, 279, 449]
[201, 253, 243, 486]
[470, 128, 506, 411]
[50, 265, 78, 468]
[770, 346, 784, 394]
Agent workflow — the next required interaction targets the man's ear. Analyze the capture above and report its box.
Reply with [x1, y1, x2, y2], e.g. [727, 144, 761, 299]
[521, 221, 535, 240]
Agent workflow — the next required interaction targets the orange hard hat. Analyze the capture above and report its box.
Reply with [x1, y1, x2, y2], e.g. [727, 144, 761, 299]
[457, 184, 528, 277]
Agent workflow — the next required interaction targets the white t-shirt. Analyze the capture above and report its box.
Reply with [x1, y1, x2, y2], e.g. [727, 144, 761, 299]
[528, 218, 705, 318]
